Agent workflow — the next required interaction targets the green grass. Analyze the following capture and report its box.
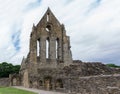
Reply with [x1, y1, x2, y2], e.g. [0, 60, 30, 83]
[0, 87, 37, 94]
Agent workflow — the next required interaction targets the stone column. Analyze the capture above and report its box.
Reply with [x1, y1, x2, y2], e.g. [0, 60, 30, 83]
[58, 39, 62, 61]
[49, 37, 56, 60]
[40, 37, 46, 63]
[30, 37, 37, 64]
[63, 36, 72, 66]
[52, 79, 55, 91]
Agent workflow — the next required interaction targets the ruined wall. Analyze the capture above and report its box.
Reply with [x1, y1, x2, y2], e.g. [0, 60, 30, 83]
[0, 78, 10, 86]
[20, 61, 120, 92]
[28, 8, 72, 69]
[9, 74, 21, 86]
[66, 74, 120, 94]
[18, 8, 120, 94]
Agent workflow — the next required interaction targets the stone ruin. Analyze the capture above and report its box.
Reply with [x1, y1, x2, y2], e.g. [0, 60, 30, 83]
[10, 8, 120, 94]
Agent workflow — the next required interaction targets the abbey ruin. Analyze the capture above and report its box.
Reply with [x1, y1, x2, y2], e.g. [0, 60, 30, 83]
[10, 8, 120, 94]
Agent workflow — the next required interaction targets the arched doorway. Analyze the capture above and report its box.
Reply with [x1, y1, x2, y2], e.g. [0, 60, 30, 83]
[44, 76, 52, 90]
[55, 79, 63, 88]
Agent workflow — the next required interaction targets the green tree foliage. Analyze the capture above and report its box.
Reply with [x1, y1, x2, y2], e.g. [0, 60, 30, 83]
[0, 62, 20, 78]
[106, 64, 120, 68]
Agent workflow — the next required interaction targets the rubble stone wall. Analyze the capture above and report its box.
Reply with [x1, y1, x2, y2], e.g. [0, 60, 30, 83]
[68, 74, 120, 94]
[0, 78, 10, 86]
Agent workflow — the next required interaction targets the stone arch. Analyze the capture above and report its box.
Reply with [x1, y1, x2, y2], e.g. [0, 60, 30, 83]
[10, 74, 20, 86]
[39, 80, 43, 86]
[55, 78, 63, 89]
[44, 76, 52, 90]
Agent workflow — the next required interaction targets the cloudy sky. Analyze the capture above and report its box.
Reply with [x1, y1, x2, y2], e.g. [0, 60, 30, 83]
[0, 0, 120, 65]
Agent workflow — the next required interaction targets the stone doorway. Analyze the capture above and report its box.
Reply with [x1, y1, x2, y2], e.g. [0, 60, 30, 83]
[44, 76, 52, 90]
[55, 79, 63, 88]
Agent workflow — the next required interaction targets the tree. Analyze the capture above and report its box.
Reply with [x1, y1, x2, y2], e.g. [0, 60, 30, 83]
[106, 64, 120, 68]
[0, 62, 20, 78]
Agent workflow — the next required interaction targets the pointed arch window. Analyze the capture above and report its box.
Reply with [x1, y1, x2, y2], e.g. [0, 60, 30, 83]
[46, 38, 49, 59]
[37, 39, 40, 56]
[56, 38, 59, 59]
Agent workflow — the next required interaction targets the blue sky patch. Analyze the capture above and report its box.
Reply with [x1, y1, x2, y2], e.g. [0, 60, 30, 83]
[12, 30, 21, 51]
[85, 0, 101, 15]
[24, 0, 41, 12]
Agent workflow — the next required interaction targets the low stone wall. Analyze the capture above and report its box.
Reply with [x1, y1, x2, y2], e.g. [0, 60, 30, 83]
[0, 78, 10, 86]
[67, 74, 120, 94]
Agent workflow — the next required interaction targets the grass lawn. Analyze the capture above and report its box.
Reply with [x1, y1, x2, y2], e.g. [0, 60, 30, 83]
[0, 87, 37, 94]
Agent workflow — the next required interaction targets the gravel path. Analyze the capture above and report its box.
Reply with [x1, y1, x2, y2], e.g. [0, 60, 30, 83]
[12, 86, 67, 94]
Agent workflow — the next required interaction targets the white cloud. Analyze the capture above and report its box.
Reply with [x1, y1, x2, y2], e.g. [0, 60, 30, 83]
[0, 0, 120, 65]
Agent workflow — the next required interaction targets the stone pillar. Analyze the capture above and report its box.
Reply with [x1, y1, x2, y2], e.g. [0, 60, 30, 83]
[63, 43, 68, 60]
[63, 36, 72, 66]
[49, 37, 56, 60]
[23, 69, 29, 88]
[52, 79, 55, 91]
[40, 37, 46, 63]
[58, 39, 62, 61]
[30, 36, 37, 64]
[9, 74, 12, 86]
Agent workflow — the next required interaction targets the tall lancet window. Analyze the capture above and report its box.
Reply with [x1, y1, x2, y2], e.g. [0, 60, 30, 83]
[46, 38, 49, 59]
[56, 38, 59, 59]
[47, 13, 49, 22]
[37, 39, 40, 56]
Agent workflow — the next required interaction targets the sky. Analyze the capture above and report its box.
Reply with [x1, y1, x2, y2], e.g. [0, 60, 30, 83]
[0, 0, 120, 65]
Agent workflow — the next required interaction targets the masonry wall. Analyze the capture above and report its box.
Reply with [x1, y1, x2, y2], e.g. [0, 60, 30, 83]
[67, 74, 120, 94]
[0, 78, 10, 86]
[28, 8, 73, 69]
